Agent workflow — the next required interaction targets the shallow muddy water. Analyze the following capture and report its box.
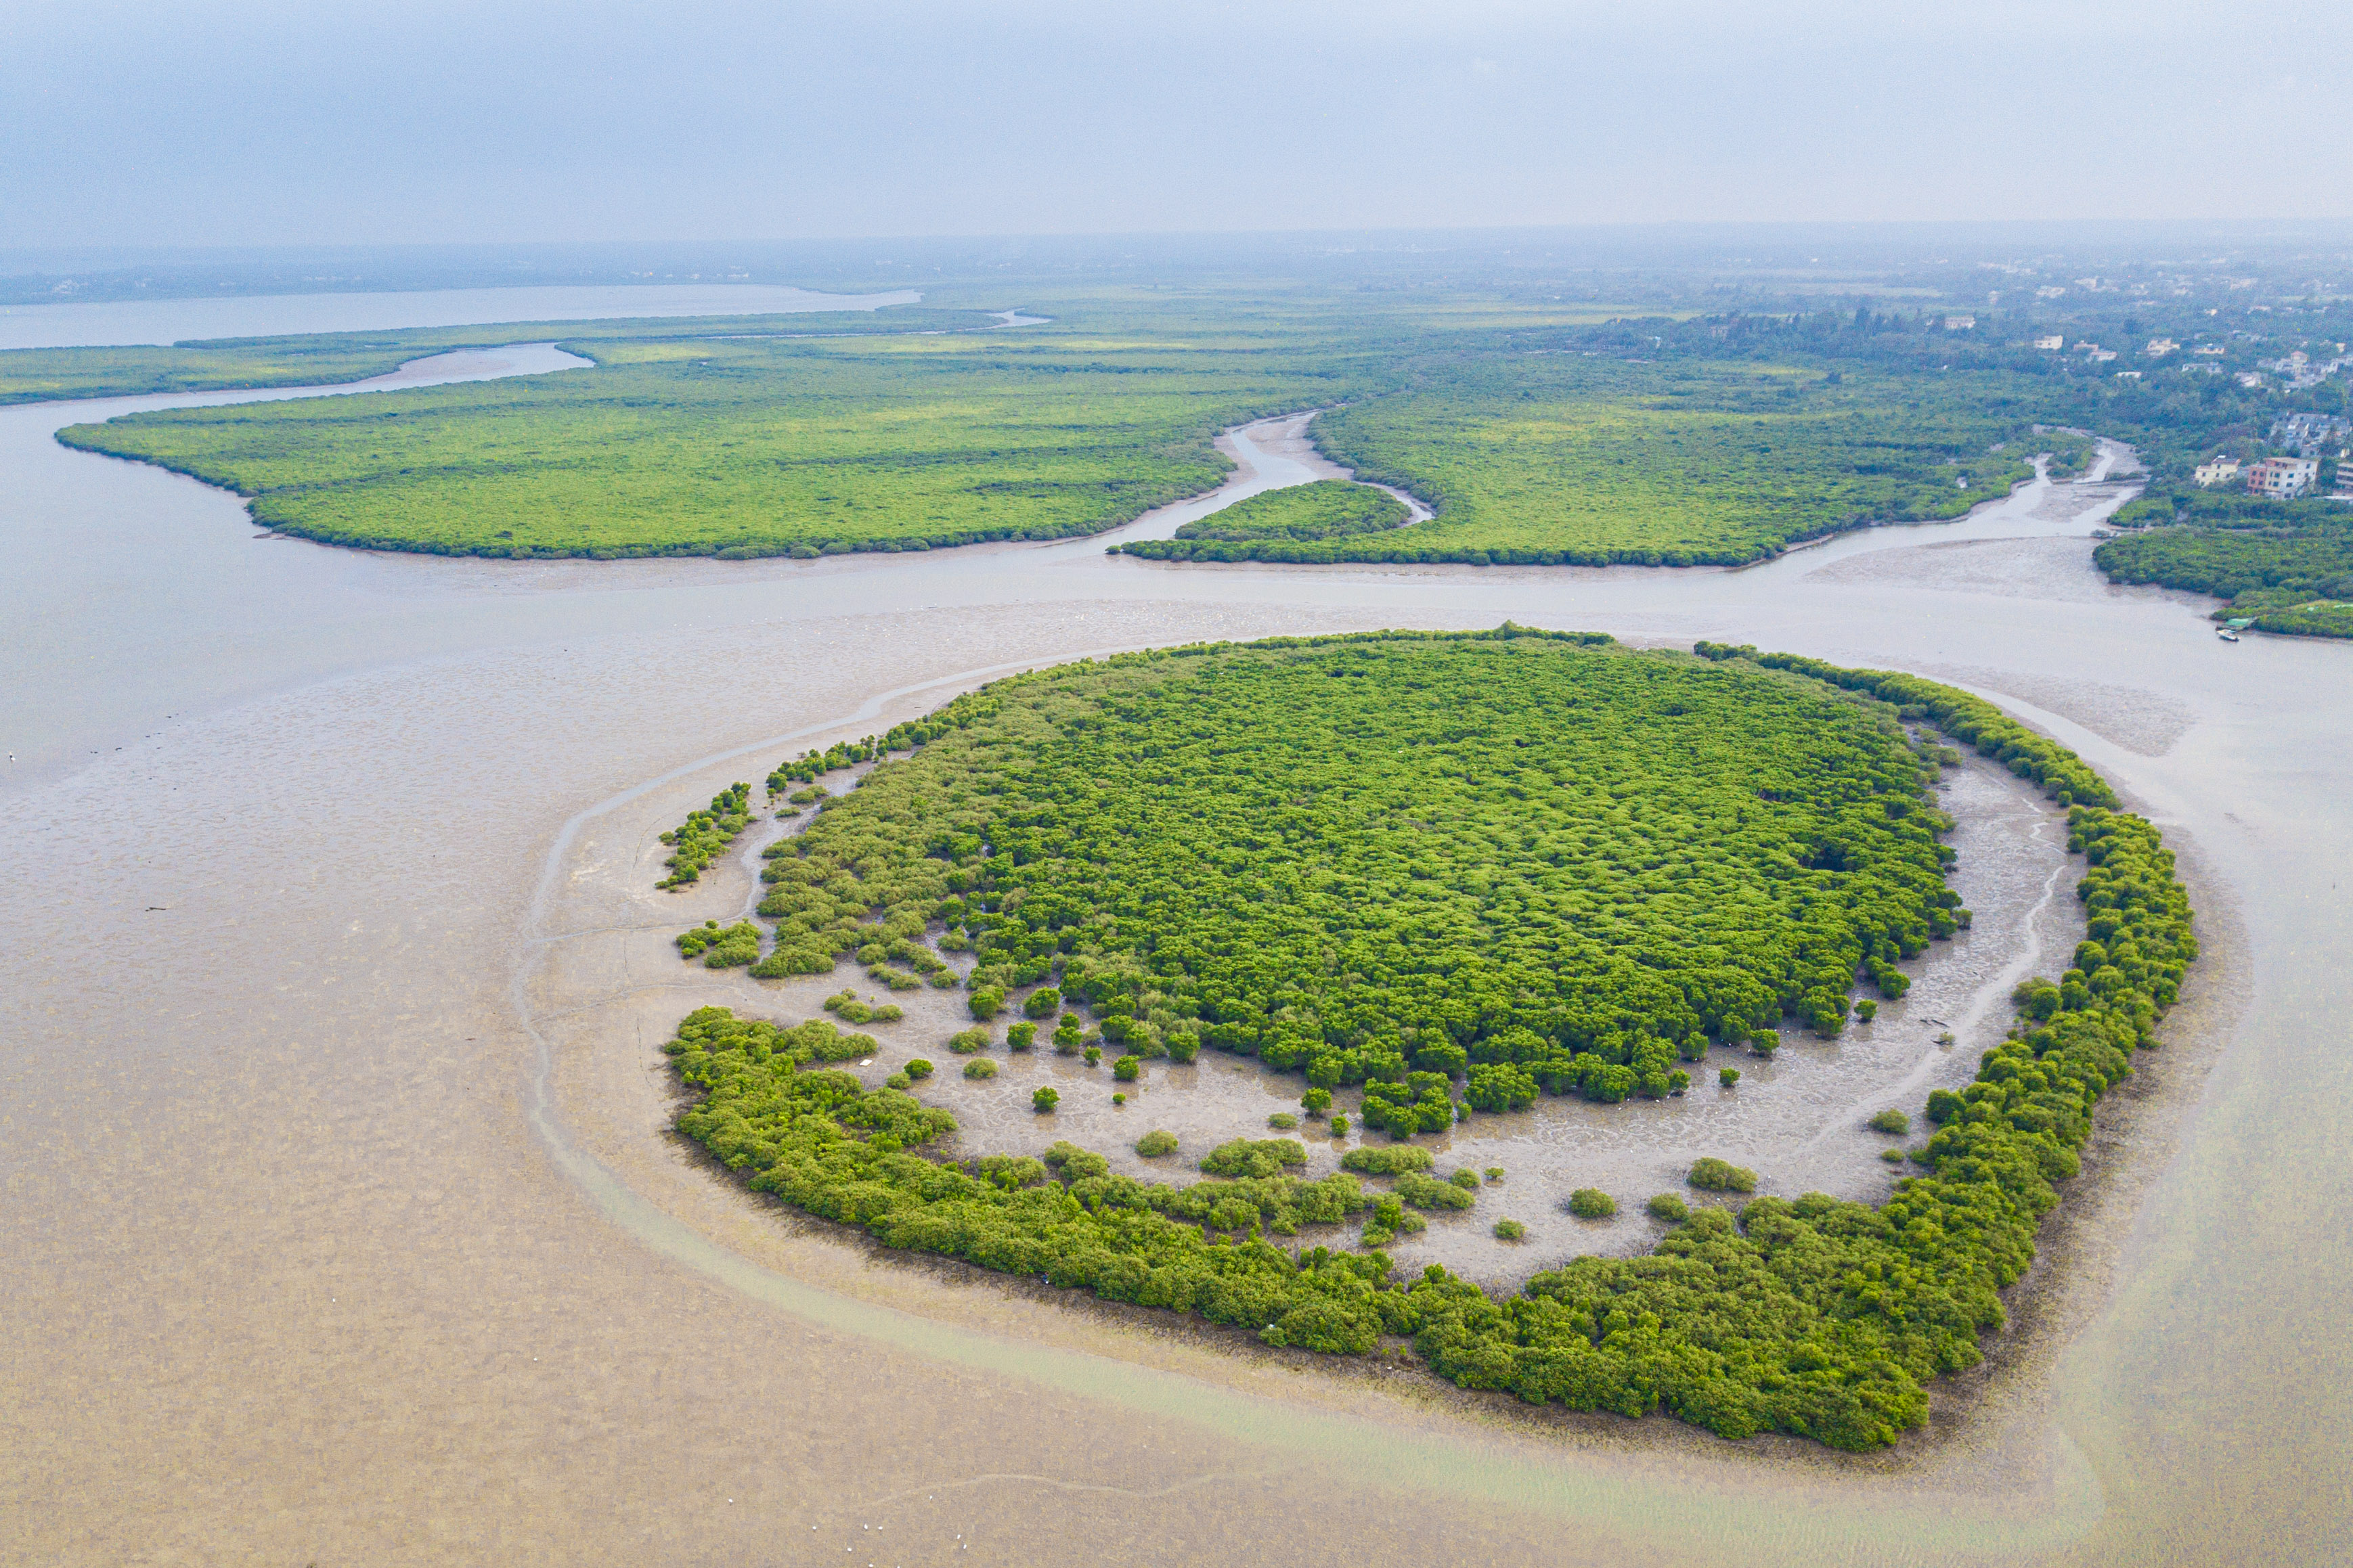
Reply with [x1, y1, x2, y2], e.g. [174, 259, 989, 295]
[3, 305, 2350, 1566]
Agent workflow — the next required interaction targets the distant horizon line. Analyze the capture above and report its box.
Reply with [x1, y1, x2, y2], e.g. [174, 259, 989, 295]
[9, 215, 2353, 268]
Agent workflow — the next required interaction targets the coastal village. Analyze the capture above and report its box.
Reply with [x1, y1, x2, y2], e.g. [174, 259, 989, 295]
[2190, 412, 2351, 501]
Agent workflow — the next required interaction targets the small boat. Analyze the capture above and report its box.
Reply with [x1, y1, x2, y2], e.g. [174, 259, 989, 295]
[2216, 628, 2240, 642]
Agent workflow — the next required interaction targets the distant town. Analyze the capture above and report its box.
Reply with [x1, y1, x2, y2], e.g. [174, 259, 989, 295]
[2189, 411, 2351, 500]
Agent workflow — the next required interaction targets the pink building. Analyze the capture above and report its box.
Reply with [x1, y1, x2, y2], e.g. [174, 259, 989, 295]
[2247, 457, 2320, 499]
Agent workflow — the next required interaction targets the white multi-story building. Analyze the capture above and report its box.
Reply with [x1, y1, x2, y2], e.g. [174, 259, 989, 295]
[2033, 334, 2065, 350]
[2247, 457, 2321, 499]
[2195, 458, 2241, 487]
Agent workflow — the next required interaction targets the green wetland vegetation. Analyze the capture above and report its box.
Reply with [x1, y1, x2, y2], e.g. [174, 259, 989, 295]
[659, 630, 2197, 1450]
[44, 290, 2082, 568]
[2097, 493, 2353, 638]
[1118, 478, 1412, 563]
[655, 782, 752, 889]
[1302, 358, 2036, 567]
[31, 276, 2353, 612]
[51, 311, 1364, 558]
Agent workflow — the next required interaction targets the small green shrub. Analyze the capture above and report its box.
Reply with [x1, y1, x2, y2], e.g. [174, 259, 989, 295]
[1112, 1054, 1141, 1081]
[1493, 1219, 1527, 1241]
[655, 783, 753, 888]
[1135, 1129, 1179, 1157]
[1750, 1029, 1780, 1058]
[1329, 1115, 1348, 1136]
[1449, 1169, 1480, 1192]
[1719, 1067, 1740, 1088]
[968, 987, 1005, 1021]
[676, 919, 762, 968]
[903, 1058, 934, 1079]
[1199, 1138, 1308, 1178]
[1267, 1113, 1298, 1129]
[1024, 986, 1063, 1018]
[1363, 1196, 1426, 1247]
[1301, 1086, 1333, 1114]
[1340, 1146, 1433, 1176]
[1084, 1046, 1103, 1067]
[1568, 1188, 1617, 1219]
[1112, 1092, 1127, 1104]
[1396, 1172, 1476, 1211]
[884, 1071, 911, 1090]
[1007, 1021, 1037, 1051]
[1483, 1167, 1505, 1184]
[948, 1027, 990, 1054]
[971, 1155, 1047, 1191]
[1646, 1193, 1690, 1222]
[822, 991, 904, 1025]
[1164, 1031, 1200, 1065]
[1879, 1147, 1905, 1163]
[1855, 999, 1878, 1022]
[1687, 1157, 1757, 1194]
[1868, 1108, 1911, 1136]
[1032, 1086, 1059, 1112]
[1042, 1142, 1109, 1180]
[963, 1058, 997, 1080]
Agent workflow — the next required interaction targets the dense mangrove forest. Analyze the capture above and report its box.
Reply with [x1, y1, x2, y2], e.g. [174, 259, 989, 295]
[1118, 478, 1412, 562]
[2097, 491, 2353, 637]
[659, 630, 2196, 1450]
[44, 293, 2081, 566]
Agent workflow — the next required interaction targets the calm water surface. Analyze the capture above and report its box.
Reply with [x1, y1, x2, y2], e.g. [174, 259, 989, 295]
[2, 300, 2347, 1566]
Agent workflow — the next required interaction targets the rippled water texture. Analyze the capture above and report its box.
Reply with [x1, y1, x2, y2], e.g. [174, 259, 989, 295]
[3, 300, 2347, 1565]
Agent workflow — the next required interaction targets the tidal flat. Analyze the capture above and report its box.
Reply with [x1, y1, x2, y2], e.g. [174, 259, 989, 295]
[4, 316, 2343, 1565]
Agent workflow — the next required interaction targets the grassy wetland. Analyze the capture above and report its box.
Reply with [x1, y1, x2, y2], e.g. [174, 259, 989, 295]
[1306, 359, 2036, 566]
[1118, 478, 1413, 562]
[656, 629, 2194, 1452]
[43, 288, 2100, 566]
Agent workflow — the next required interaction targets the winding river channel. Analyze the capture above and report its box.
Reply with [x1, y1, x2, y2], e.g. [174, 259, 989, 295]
[4, 290, 2348, 1566]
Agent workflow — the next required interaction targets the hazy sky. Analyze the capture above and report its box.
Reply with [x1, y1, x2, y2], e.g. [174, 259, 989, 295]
[7, 0, 2349, 247]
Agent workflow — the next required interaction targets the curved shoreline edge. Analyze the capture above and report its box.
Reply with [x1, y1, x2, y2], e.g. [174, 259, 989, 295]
[609, 631, 2197, 1454]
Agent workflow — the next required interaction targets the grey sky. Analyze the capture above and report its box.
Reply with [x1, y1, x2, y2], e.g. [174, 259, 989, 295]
[7, 0, 2348, 247]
